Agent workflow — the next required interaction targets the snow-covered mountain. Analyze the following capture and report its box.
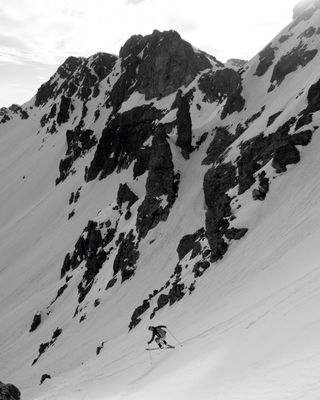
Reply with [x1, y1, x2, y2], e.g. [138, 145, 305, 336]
[2, 2, 320, 399]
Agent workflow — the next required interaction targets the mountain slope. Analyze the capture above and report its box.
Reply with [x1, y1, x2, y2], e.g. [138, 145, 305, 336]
[1, 3, 320, 399]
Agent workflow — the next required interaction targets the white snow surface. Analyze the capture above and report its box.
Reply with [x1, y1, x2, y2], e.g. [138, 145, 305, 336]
[1, 13, 320, 400]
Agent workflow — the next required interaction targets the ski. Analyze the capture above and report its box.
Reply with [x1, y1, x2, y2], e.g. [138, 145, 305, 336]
[146, 346, 175, 351]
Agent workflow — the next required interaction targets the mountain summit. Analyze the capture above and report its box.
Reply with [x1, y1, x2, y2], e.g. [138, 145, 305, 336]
[1, 4, 320, 399]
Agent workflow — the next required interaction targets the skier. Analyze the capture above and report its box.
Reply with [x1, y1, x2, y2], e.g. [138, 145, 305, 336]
[147, 325, 174, 349]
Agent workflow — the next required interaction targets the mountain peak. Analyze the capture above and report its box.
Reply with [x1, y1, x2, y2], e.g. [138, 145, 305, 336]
[115, 29, 214, 104]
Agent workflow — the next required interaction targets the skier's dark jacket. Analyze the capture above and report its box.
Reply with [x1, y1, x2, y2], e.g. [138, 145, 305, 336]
[148, 325, 167, 344]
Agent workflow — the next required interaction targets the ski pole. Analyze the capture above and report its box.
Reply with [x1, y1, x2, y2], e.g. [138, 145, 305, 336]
[167, 328, 183, 347]
[147, 343, 153, 366]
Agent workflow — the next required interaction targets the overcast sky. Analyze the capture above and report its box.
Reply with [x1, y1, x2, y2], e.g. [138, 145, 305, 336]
[0, 0, 301, 107]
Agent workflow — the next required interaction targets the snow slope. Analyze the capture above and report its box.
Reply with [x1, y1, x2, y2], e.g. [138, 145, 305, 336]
[1, 5, 320, 400]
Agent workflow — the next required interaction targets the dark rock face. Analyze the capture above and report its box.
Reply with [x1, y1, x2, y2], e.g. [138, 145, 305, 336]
[193, 260, 210, 278]
[86, 106, 163, 181]
[136, 125, 176, 239]
[117, 183, 139, 209]
[0, 105, 29, 124]
[32, 328, 62, 365]
[0, 382, 21, 400]
[199, 68, 243, 108]
[113, 230, 139, 282]
[57, 56, 84, 80]
[204, 162, 246, 261]
[35, 57, 82, 107]
[177, 228, 205, 260]
[57, 95, 72, 125]
[175, 91, 193, 158]
[109, 30, 212, 109]
[29, 313, 42, 332]
[237, 134, 272, 195]
[252, 171, 269, 200]
[254, 43, 277, 76]
[59, 219, 116, 302]
[202, 127, 238, 165]
[267, 111, 282, 127]
[137, 30, 211, 100]
[129, 299, 150, 330]
[269, 44, 318, 90]
[272, 142, 300, 172]
[56, 127, 97, 184]
[35, 53, 116, 109]
[306, 77, 320, 113]
[221, 89, 245, 120]
[40, 374, 51, 385]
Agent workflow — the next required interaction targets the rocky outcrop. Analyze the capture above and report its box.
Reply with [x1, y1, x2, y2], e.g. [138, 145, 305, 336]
[32, 328, 62, 365]
[86, 106, 163, 181]
[136, 125, 177, 239]
[112, 230, 139, 282]
[202, 127, 238, 165]
[109, 30, 212, 109]
[129, 299, 150, 330]
[57, 95, 72, 125]
[269, 44, 317, 90]
[56, 127, 97, 184]
[35, 54, 117, 109]
[198, 68, 245, 119]
[254, 43, 277, 76]
[204, 162, 247, 262]
[177, 228, 205, 260]
[136, 30, 211, 100]
[199, 68, 243, 104]
[0, 105, 28, 124]
[252, 171, 269, 200]
[175, 91, 193, 158]
[29, 313, 42, 332]
[272, 142, 300, 172]
[40, 374, 51, 385]
[0, 382, 20, 400]
[60, 219, 117, 302]
[117, 183, 139, 210]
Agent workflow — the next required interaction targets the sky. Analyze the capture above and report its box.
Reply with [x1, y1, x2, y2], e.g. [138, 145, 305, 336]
[0, 0, 303, 107]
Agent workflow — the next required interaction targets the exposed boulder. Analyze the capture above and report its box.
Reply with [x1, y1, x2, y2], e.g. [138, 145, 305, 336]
[0, 382, 20, 400]
[177, 228, 205, 260]
[40, 374, 51, 385]
[272, 142, 301, 172]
